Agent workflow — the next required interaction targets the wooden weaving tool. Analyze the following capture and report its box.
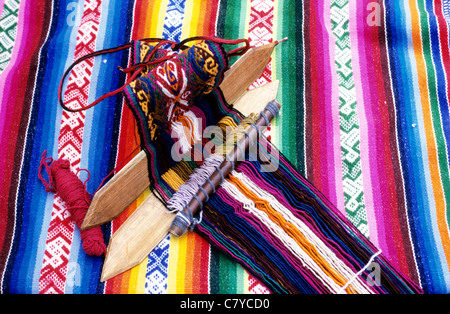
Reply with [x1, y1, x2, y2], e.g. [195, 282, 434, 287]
[81, 41, 283, 230]
[169, 100, 281, 237]
[100, 83, 279, 282]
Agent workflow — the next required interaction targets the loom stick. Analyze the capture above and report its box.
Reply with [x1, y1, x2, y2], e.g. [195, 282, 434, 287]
[82, 150, 149, 230]
[81, 58, 280, 231]
[100, 88, 279, 282]
[170, 100, 281, 237]
[221, 39, 285, 104]
[100, 193, 172, 282]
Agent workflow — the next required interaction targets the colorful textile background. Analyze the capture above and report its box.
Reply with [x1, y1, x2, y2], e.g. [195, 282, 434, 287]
[1, 0, 450, 293]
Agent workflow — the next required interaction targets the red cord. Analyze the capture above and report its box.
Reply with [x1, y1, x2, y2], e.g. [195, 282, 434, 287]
[58, 37, 250, 112]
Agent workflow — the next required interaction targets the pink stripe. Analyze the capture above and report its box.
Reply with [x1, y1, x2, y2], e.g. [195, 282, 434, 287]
[359, 1, 389, 252]
[0, 0, 29, 152]
[0, 0, 34, 203]
[0, 1, 5, 16]
[315, 0, 338, 207]
[363, 2, 395, 259]
[311, 1, 330, 203]
[351, 1, 395, 258]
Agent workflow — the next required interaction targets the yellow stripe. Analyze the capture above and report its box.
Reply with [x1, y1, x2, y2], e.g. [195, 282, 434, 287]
[181, 0, 195, 39]
[145, 0, 169, 38]
[157, 0, 170, 38]
[242, 269, 249, 294]
[128, 257, 149, 294]
[167, 234, 188, 293]
[191, 0, 202, 37]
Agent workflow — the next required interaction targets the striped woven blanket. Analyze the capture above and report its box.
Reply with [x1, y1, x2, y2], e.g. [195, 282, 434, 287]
[1, 0, 450, 294]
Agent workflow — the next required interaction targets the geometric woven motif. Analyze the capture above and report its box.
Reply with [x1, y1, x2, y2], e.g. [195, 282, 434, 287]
[0, 0, 20, 74]
[248, 0, 274, 143]
[248, 0, 274, 89]
[331, 0, 368, 237]
[38, 0, 102, 294]
[162, 0, 186, 42]
[248, 275, 271, 294]
[145, 235, 170, 294]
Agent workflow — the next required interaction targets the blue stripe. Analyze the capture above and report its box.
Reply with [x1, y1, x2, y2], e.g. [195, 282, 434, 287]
[423, 0, 450, 292]
[385, 0, 430, 291]
[72, 0, 135, 293]
[402, 0, 441, 289]
[426, 0, 450, 168]
[4, 0, 80, 293]
[386, 0, 450, 292]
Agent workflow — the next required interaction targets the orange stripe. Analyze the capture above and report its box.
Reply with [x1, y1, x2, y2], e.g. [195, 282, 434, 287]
[228, 175, 356, 293]
[131, 0, 148, 39]
[408, 0, 450, 275]
[196, 0, 206, 35]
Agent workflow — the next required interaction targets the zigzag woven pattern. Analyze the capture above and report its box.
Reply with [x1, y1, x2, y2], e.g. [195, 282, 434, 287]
[38, 0, 101, 294]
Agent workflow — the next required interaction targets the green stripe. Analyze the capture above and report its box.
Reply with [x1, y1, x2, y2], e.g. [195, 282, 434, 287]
[209, 245, 240, 293]
[220, 0, 248, 65]
[274, 0, 305, 174]
[209, 245, 220, 293]
[416, 0, 450, 221]
[209, 239, 249, 293]
[218, 253, 238, 293]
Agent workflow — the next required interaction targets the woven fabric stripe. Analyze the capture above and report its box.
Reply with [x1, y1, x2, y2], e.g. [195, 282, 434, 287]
[38, 0, 102, 294]
[330, 0, 368, 236]
[0, 0, 54, 294]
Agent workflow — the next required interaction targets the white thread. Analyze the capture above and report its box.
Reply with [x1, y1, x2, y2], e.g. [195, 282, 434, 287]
[170, 111, 202, 155]
[166, 154, 223, 213]
[171, 121, 191, 154]
[230, 171, 375, 294]
[337, 250, 382, 294]
[220, 177, 340, 293]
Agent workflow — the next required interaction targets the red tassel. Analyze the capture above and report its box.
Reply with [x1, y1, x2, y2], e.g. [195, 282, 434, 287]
[39, 151, 106, 256]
